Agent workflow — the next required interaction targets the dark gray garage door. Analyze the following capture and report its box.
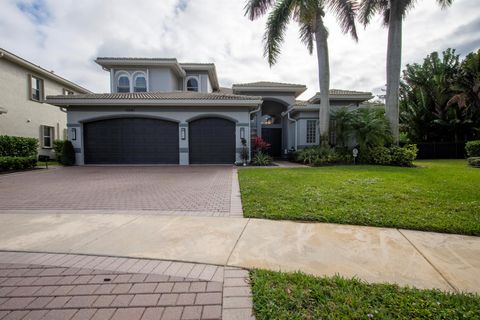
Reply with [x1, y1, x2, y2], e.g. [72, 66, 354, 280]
[84, 118, 179, 164]
[189, 117, 236, 164]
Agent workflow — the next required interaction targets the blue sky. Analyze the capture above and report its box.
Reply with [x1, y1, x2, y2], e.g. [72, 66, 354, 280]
[1, 0, 479, 99]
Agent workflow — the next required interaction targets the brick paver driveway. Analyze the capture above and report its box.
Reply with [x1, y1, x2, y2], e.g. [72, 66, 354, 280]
[0, 251, 254, 320]
[0, 167, 239, 216]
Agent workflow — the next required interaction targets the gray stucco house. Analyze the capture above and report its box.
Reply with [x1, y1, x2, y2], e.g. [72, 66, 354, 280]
[46, 57, 372, 165]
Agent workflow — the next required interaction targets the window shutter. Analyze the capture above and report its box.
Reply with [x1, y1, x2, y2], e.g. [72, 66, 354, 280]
[39, 125, 44, 148]
[27, 74, 32, 100]
[51, 126, 55, 144]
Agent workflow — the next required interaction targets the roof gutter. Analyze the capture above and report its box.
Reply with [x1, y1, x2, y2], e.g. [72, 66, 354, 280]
[45, 98, 263, 107]
[283, 108, 297, 150]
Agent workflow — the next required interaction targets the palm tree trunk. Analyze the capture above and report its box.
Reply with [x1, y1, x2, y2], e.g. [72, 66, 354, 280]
[315, 8, 330, 145]
[386, 1, 402, 144]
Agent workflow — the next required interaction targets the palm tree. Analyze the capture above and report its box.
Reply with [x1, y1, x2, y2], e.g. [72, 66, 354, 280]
[359, 0, 454, 143]
[245, 0, 358, 143]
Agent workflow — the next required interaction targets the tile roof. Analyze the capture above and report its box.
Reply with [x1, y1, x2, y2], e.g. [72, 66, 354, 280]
[328, 89, 373, 96]
[233, 81, 306, 87]
[46, 91, 261, 101]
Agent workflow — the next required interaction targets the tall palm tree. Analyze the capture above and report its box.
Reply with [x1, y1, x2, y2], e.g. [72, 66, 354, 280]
[245, 0, 358, 143]
[359, 0, 454, 143]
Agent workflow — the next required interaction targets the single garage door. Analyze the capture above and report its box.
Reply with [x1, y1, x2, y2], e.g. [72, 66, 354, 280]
[189, 117, 236, 164]
[84, 117, 179, 164]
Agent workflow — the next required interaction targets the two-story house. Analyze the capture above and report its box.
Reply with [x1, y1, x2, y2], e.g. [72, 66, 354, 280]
[46, 57, 372, 165]
[0, 48, 91, 158]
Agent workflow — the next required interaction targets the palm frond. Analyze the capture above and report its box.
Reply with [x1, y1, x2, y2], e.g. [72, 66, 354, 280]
[358, 0, 381, 26]
[437, 0, 454, 9]
[263, 0, 295, 66]
[299, 22, 315, 54]
[327, 0, 359, 40]
[244, 0, 275, 20]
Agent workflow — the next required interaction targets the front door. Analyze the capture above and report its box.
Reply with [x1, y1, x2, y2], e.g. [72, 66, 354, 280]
[261, 128, 282, 157]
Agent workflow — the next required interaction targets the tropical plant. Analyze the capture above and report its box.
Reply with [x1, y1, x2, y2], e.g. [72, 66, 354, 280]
[253, 136, 270, 153]
[466, 140, 480, 157]
[294, 145, 339, 166]
[351, 108, 392, 152]
[245, 0, 359, 142]
[399, 49, 479, 142]
[332, 107, 355, 147]
[252, 151, 273, 166]
[359, 0, 455, 143]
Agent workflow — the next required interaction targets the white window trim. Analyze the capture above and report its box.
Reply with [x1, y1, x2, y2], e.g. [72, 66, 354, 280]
[115, 70, 132, 93]
[63, 88, 74, 95]
[42, 125, 54, 149]
[132, 71, 148, 92]
[186, 76, 200, 92]
[306, 119, 318, 144]
[30, 75, 43, 102]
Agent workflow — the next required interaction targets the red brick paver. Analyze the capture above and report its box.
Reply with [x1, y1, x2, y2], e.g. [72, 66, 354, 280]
[0, 252, 254, 320]
[0, 166, 233, 214]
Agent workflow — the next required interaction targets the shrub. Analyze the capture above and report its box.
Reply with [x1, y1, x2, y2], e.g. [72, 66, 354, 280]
[61, 140, 76, 166]
[465, 140, 480, 157]
[0, 135, 38, 157]
[252, 151, 272, 166]
[0, 156, 37, 171]
[390, 144, 418, 167]
[295, 146, 339, 166]
[253, 136, 270, 153]
[53, 140, 65, 162]
[368, 146, 392, 165]
[467, 157, 480, 168]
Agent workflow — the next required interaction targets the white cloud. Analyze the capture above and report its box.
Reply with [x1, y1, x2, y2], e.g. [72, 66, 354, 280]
[1, 0, 478, 100]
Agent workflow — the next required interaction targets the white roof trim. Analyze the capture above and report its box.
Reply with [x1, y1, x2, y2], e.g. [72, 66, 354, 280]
[95, 58, 187, 77]
[181, 64, 219, 91]
[46, 98, 263, 107]
[232, 85, 306, 97]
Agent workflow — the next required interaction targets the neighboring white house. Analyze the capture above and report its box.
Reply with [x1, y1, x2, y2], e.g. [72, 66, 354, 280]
[0, 48, 91, 158]
[46, 57, 372, 165]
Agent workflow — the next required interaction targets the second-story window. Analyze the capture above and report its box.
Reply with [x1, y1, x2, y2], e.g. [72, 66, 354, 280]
[187, 78, 199, 92]
[117, 75, 130, 93]
[30, 75, 44, 101]
[134, 75, 147, 92]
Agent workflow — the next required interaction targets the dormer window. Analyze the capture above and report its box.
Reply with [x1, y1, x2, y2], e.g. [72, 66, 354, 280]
[133, 73, 147, 92]
[187, 77, 199, 92]
[117, 75, 130, 93]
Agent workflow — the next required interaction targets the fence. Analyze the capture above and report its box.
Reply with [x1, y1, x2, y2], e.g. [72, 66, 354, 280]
[412, 141, 466, 159]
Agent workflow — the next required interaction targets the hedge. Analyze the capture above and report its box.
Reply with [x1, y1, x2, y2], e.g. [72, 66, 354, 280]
[0, 156, 37, 171]
[465, 140, 480, 157]
[467, 157, 480, 168]
[0, 135, 38, 157]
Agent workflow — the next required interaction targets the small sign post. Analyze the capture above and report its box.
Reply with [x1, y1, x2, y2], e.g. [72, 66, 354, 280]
[352, 148, 358, 165]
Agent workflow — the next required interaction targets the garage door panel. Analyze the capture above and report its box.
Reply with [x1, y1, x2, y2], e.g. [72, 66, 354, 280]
[189, 117, 235, 164]
[84, 118, 179, 164]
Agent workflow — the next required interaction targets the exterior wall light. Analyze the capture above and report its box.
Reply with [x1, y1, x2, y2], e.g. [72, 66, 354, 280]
[181, 127, 186, 140]
[240, 127, 245, 139]
[71, 128, 77, 141]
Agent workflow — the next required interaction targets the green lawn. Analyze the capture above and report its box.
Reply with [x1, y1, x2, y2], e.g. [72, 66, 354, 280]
[239, 160, 480, 235]
[250, 269, 480, 320]
[36, 160, 60, 167]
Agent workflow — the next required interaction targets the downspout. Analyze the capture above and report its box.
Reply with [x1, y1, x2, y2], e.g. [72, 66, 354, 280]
[284, 108, 298, 150]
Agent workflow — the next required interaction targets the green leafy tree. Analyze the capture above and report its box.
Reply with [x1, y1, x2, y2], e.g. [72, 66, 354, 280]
[351, 107, 392, 152]
[245, 0, 358, 142]
[359, 0, 454, 143]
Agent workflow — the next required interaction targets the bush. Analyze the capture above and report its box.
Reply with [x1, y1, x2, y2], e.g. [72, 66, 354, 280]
[467, 157, 480, 168]
[295, 146, 339, 166]
[0, 156, 37, 171]
[53, 140, 65, 162]
[368, 146, 392, 165]
[61, 140, 76, 166]
[0, 135, 38, 157]
[390, 144, 418, 167]
[465, 140, 480, 157]
[252, 151, 272, 166]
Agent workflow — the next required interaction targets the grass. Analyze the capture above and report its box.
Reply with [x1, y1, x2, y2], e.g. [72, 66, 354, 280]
[239, 160, 480, 235]
[250, 269, 480, 320]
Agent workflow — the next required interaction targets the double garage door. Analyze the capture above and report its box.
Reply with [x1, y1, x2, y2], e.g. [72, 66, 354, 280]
[83, 117, 235, 164]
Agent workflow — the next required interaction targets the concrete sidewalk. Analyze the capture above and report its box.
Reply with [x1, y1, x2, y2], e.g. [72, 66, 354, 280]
[0, 212, 478, 294]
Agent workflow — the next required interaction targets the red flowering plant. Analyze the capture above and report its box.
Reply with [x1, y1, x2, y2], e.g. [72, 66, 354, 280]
[253, 136, 270, 154]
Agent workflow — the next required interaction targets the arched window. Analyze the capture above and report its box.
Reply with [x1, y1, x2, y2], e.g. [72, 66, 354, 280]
[117, 75, 130, 93]
[261, 114, 279, 125]
[186, 77, 199, 92]
[133, 74, 147, 92]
